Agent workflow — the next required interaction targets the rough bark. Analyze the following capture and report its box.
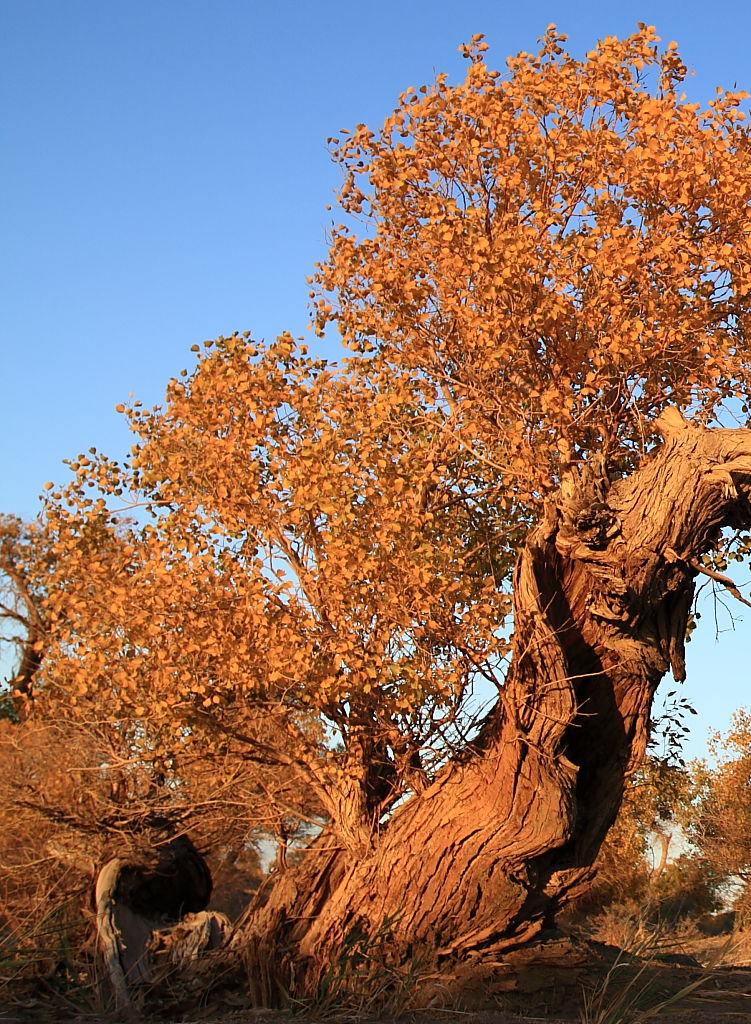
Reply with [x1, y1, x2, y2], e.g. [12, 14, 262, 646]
[236, 412, 751, 1001]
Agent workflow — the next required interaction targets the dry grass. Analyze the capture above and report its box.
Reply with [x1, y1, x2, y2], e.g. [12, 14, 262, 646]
[4, 881, 751, 1024]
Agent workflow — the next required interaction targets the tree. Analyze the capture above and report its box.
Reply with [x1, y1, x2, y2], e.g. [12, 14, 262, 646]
[689, 709, 751, 921]
[22, 25, 751, 1001]
[0, 516, 48, 718]
[570, 755, 692, 922]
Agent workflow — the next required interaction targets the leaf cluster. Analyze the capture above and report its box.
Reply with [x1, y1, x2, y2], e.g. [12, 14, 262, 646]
[316, 26, 751, 514]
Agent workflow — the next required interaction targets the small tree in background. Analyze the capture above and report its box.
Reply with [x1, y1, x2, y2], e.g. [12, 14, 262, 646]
[0, 516, 48, 719]
[565, 755, 696, 934]
[690, 709, 751, 924]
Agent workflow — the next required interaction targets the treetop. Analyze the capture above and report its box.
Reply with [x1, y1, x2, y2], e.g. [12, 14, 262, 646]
[315, 25, 751, 508]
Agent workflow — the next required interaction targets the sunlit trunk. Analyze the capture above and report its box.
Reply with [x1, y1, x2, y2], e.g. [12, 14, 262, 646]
[237, 412, 751, 1002]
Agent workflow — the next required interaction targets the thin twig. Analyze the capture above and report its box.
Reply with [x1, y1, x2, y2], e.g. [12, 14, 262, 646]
[688, 557, 751, 609]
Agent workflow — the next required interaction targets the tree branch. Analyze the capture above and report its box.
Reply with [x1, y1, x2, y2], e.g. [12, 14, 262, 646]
[687, 557, 751, 610]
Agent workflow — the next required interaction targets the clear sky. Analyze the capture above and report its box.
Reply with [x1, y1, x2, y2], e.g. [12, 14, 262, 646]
[3, 0, 751, 760]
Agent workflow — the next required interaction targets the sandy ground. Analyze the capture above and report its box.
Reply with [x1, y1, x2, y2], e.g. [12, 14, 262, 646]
[3, 933, 751, 1023]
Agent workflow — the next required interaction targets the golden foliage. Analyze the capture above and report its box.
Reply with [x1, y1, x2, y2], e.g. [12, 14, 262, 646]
[31, 334, 514, 846]
[316, 26, 751, 504]
[692, 709, 751, 889]
[10, 26, 751, 853]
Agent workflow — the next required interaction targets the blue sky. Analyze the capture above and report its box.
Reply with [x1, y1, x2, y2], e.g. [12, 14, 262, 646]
[4, 0, 751, 759]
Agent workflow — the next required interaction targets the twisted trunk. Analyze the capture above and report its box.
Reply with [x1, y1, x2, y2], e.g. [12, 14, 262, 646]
[237, 412, 751, 1000]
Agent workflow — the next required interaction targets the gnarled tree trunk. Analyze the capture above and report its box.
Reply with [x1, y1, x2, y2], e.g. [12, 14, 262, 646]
[237, 412, 751, 1000]
[94, 834, 215, 1006]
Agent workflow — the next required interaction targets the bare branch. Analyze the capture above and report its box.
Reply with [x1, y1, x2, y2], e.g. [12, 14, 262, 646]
[687, 557, 751, 610]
